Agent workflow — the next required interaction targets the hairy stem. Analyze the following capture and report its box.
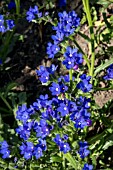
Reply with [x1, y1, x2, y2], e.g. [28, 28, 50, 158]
[82, 0, 95, 82]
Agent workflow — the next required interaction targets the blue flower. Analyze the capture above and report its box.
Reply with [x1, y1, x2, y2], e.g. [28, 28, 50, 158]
[36, 65, 47, 76]
[36, 65, 57, 83]
[33, 99, 42, 111]
[47, 64, 58, 74]
[63, 58, 75, 69]
[0, 15, 5, 33]
[78, 141, 90, 159]
[77, 74, 92, 93]
[70, 104, 91, 129]
[0, 16, 15, 33]
[68, 101, 77, 112]
[26, 6, 39, 22]
[82, 163, 93, 170]
[103, 64, 113, 80]
[74, 117, 87, 129]
[16, 121, 33, 140]
[63, 46, 83, 69]
[26, 11, 35, 22]
[16, 104, 30, 123]
[57, 103, 69, 117]
[47, 42, 60, 58]
[33, 119, 50, 138]
[19, 142, 34, 160]
[68, 11, 80, 27]
[33, 146, 43, 159]
[6, 19, 15, 31]
[60, 142, 70, 154]
[53, 134, 63, 145]
[51, 32, 64, 44]
[36, 66, 49, 83]
[53, 134, 70, 154]
[49, 82, 61, 96]
[8, 1, 16, 10]
[0, 141, 10, 159]
[39, 72, 49, 83]
[38, 138, 47, 151]
[76, 96, 91, 110]
[64, 46, 78, 58]
[60, 83, 68, 93]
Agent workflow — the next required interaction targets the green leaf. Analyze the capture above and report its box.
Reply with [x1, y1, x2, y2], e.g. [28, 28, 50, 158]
[18, 92, 27, 105]
[97, 0, 111, 8]
[107, 46, 113, 52]
[94, 57, 113, 76]
[88, 131, 106, 144]
[50, 156, 63, 163]
[103, 12, 112, 29]
[64, 153, 78, 170]
[100, 116, 111, 127]
[4, 82, 18, 98]
[102, 140, 113, 150]
[78, 31, 91, 42]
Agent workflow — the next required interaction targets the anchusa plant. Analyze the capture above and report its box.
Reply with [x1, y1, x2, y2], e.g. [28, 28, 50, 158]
[1, 0, 113, 170]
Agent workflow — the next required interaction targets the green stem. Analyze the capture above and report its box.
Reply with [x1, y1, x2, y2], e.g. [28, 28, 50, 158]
[15, 0, 20, 16]
[0, 107, 12, 114]
[62, 154, 66, 170]
[82, 0, 95, 81]
[69, 69, 73, 90]
[0, 93, 13, 111]
[69, 69, 72, 81]
[94, 86, 113, 91]
[64, 152, 78, 170]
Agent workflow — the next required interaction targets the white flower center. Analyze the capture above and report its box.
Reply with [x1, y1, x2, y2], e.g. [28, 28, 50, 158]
[69, 54, 72, 57]
[64, 107, 67, 110]
[68, 61, 71, 65]
[56, 88, 59, 91]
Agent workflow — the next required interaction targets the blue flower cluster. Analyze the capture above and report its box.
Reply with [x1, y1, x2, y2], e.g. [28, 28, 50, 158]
[36, 64, 57, 83]
[82, 163, 93, 170]
[15, 87, 92, 159]
[47, 10, 80, 58]
[53, 134, 70, 153]
[16, 104, 51, 160]
[16, 104, 34, 123]
[26, 5, 42, 22]
[0, 3, 94, 167]
[0, 15, 15, 33]
[0, 141, 10, 159]
[78, 141, 90, 159]
[103, 64, 113, 80]
[70, 96, 91, 129]
[53, 11, 80, 37]
[20, 139, 47, 160]
[77, 74, 92, 93]
[63, 46, 83, 69]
